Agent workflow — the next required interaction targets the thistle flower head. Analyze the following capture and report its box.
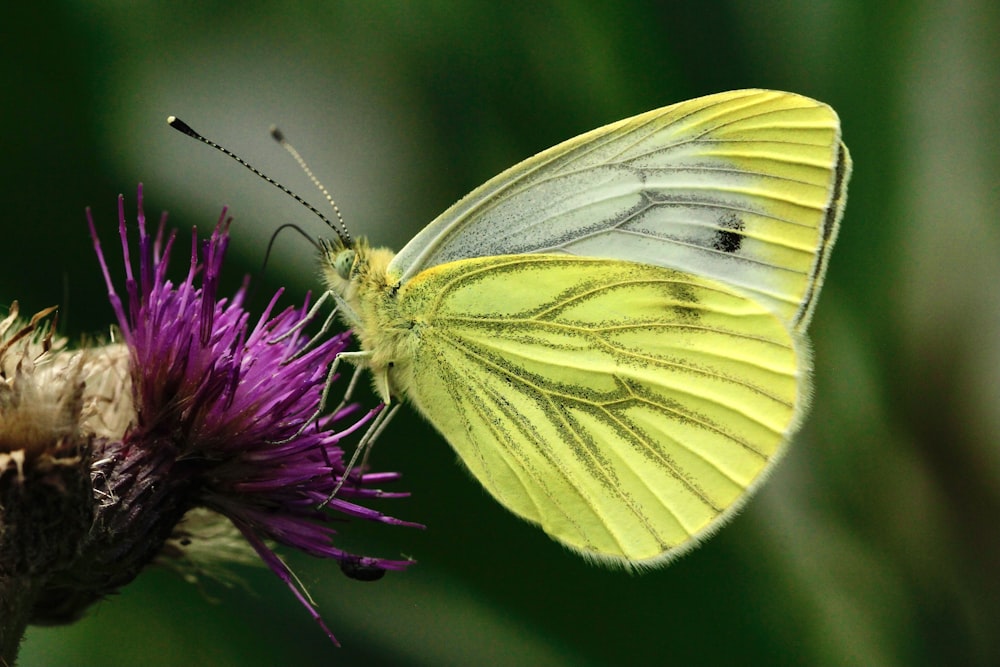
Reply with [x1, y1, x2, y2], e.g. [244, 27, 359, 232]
[0, 305, 75, 463]
[0, 304, 133, 629]
[0, 306, 89, 582]
[82, 185, 417, 642]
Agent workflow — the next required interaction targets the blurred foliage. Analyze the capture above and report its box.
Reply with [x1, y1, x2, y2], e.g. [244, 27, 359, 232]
[5, 1, 1000, 665]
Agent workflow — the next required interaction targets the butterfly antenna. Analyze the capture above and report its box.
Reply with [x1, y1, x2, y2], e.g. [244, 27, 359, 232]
[263, 222, 322, 271]
[270, 126, 352, 246]
[242, 221, 321, 313]
[166, 116, 352, 247]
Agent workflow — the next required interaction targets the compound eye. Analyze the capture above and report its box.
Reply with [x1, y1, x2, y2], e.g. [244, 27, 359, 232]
[334, 249, 356, 280]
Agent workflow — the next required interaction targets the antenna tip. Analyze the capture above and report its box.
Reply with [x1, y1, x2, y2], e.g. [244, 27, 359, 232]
[167, 116, 196, 136]
[270, 125, 285, 143]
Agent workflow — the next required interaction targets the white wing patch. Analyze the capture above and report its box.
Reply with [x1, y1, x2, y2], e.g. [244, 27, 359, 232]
[389, 89, 850, 330]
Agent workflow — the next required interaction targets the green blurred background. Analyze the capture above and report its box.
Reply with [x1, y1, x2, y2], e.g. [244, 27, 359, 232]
[5, 2, 1000, 665]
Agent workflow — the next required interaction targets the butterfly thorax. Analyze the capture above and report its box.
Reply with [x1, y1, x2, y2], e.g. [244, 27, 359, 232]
[320, 238, 416, 403]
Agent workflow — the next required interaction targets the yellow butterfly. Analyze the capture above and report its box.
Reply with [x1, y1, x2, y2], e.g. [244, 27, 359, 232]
[175, 88, 851, 568]
[315, 90, 852, 567]
[319, 89, 850, 568]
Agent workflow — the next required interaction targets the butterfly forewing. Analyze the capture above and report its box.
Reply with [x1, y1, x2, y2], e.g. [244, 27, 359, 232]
[389, 89, 849, 331]
[394, 254, 804, 564]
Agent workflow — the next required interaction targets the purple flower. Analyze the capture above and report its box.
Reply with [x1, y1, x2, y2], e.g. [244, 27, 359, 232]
[85, 184, 418, 643]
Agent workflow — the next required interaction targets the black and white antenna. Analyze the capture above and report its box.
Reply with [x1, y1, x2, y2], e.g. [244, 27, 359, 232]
[167, 116, 352, 246]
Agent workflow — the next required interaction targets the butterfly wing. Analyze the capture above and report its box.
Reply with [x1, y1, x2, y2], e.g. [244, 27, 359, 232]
[389, 89, 850, 331]
[393, 254, 804, 565]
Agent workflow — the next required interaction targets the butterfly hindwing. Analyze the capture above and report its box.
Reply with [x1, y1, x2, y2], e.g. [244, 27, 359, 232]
[391, 254, 804, 564]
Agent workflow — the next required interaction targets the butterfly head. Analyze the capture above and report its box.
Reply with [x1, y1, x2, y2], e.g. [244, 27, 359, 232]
[319, 237, 398, 321]
[318, 236, 409, 401]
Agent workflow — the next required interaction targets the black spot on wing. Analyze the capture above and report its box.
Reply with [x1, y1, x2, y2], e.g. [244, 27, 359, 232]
[712, 213, 744, 254]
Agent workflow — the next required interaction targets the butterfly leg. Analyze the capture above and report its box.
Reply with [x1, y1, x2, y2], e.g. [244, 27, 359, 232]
[287, 299, 342, 362]
[322, 402, 401, 506]
[270, 350, 370, 444]
[318, 350, 373, 423]
[268, 290, 339, 363]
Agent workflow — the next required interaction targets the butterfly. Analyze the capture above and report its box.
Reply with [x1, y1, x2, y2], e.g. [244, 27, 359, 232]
[318, 90, 851, 568]
[175, 88, 851, 568]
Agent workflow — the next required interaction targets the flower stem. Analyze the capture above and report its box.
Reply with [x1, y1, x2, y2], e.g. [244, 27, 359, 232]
[0, 573, 33, 666]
